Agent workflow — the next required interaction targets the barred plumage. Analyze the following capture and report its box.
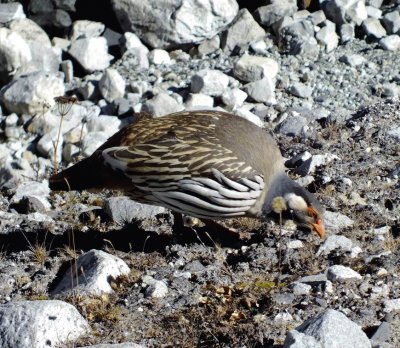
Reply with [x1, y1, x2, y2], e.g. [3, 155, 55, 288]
[49, 110, 325, 237]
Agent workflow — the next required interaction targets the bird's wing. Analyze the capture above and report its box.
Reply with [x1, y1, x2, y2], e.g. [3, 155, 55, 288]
[101, 135, 265, 218]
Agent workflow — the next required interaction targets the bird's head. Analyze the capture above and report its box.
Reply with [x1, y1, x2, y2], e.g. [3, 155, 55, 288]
[265, 174, 325, 238]
[281, 192, 325, 238]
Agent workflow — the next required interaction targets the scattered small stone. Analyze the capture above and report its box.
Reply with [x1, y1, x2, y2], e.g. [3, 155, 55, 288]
[233, 54, 279, 83]
[289, 82, 313, 98]
[98, 68, 126, 103]
[142, 275, 168, 298]
[383, 299, 400, 313]
[292, 282, 312, 296]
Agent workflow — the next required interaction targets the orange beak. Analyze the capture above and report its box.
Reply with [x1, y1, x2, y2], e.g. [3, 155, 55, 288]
[311, 220, 325, 239]
[307, 206, 325, 239]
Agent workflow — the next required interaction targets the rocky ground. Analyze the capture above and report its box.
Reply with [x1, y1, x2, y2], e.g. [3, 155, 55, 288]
[0, 1, 399, 348]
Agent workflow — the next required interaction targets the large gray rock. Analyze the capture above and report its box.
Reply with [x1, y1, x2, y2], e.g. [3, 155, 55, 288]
[0, 2, 25, 23]
[233, 54, 279, 83]
[254, 1, 297, 27]
[0, 300, 89, 348]
[0, 71, 65, 114]
[220, 8, 265, 53]
[52, 249, 130, 296]
[320, 0, 368, 26]
[284, 309, 371, 348]
[142, 93, 184, 116]
[191, 69, 230, 97]
[99, 68, 126, 102]
[111, 0, 238, 49]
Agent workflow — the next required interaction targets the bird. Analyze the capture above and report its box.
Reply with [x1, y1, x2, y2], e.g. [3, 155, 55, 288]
[49, 110, 325, 238]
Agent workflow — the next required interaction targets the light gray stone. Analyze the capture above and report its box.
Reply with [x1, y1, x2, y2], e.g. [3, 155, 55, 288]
[366, 6, 382, 19]
[277, 114, 308, 136]
[316, 235, 354, 256]
[8, 18, 51, 48]
[184, 93, 214, 109]
[233, 54, 279, 83]
[104, 196, 167, 225]
[70, 20, 105, 40]
[362, 18, 386, 38]
[0, 2, 25, 23]
[197, 35, 220, 57]
[0, 27, 31, 82]
[323, 211, 354, 232]
[52, 249, 130, 296]
[99, 68, 126, 102]
[0, 71, 65, 115]
[243, 78, 276, 105]
[316, 21, 339, 52]
[190, 69, 230, 97]
[340, 53, 367, 66]
[220, 8, 265, 53]
[340, 23, 355, 42]
[327, 265, 362, 282]
[284, 329, 322, 348]
[0, 300, 89, 348]
[68, 37, 112, 72]
[292, 282, 312, 296]
[148, 49, 171, 65]
[82, 344, 145, 348]
[37, 129, 63, 163]
[380, 35, 400, 51]
[142, 93, 184, 116]
[387, 126, 400, 141]
[81, 131, 109, 157]
[10, 181, 51, 211]
[382, 11, 400, 34]
[86, 115, 121, 137]
[383, 299, 400, 313]
[221, 88, 247, 108]
[285, 309, 371, 348]
[143, 275, 168, 298]
[289, 82, 313, 98]
[233, 107, 264, 127]
[111, 0, 238, 49]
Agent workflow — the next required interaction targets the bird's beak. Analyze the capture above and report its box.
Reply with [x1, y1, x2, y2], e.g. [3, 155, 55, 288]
[307, 206, 325, 239]
[310, 221, 325, 239]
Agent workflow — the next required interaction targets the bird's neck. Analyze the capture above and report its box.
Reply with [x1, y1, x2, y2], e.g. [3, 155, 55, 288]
[262, 173, 296, 214]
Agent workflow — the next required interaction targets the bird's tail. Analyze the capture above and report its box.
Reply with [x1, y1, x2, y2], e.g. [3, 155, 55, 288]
[49, 155, 103, 191]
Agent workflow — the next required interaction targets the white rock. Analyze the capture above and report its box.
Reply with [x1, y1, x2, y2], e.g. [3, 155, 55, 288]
[233, 54, 279, 83]
[0, 2, 25, 23]
[316, 22, 339, 52]
[0, 27, 31, 79]
[323, 211, 354, 232]
[327, 265, 362, 282]
[243, 77, 276, 105]
[287, 240, 305, 249]
[70, 20, 105, 40]
[316, 235, 354, 256]
[8, 18, 51, 48]
[86, 115, 121, 137]
[148, 49, 171, 65]
[383, 298, 400, 313]
[221, 88, 247, 108]
[184, 93, 214, 109]
[143, 275, 168, 298]
[37, 129, 64, 163]
[191, 69, 230, 97]
[233, 107, 263, 127]
[143, 93, 184, 117]
[362, 18, 386, 38]
[380, 35, 400, 51]
[82, 131, 109, 157]
[52, 249, 130, 296]
[99, 68, 126, 102]
[0, 300, 89, 348]
[292, 282, 312, 296]
[284, 309, 371, 348]
[0, 71, 65, 115]
[10, 181, 50, 208]
[69, 37, 112, 72]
